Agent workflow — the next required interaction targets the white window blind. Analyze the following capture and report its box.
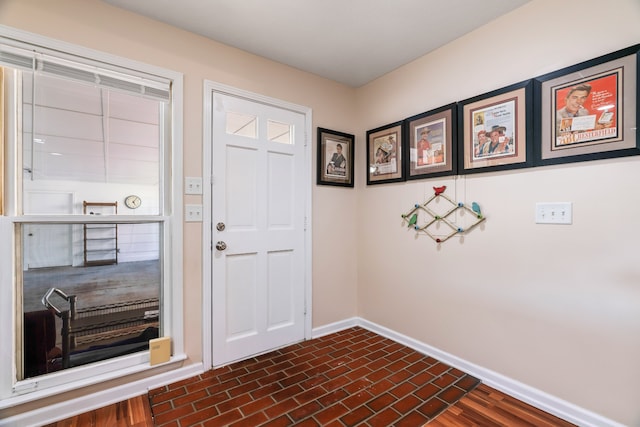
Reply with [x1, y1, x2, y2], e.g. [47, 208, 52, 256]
[0, 41, 170, 101]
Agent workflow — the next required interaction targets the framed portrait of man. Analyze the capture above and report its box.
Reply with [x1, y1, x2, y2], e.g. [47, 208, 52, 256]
[405, 103, 457, 180]
[317, 127, 354, 187]
[534, 43, 639, 166]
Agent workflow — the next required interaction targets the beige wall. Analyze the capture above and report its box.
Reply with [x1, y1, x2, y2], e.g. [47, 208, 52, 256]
[2, 0, 640, 424]
[355, 0, 640, 425]
[0, 0, 358, 416]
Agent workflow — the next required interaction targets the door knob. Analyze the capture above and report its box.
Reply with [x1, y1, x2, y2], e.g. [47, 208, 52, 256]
[216, 222, 225, 231]
[215, 241, 227, 251]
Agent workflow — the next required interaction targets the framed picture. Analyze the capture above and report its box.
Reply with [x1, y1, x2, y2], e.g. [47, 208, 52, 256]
[366, 121, 404, 185]
[405, 103, 457, 180]
[458, 79, 533, 174]
[317, 127, 355, 187]
[534, 44, 640, 166]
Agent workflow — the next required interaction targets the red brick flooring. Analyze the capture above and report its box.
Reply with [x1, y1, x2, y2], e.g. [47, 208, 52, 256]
[148, 327, 480, 426]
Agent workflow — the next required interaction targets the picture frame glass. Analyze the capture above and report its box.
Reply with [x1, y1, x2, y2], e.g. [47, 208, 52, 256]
[539, 52, 637, 161]
[462, 86, 529, 171]
[407, 105, 455, 179]
[317, 128, 354, 187]
[412, 119, 446, 168]
[368, 123, 403, 184]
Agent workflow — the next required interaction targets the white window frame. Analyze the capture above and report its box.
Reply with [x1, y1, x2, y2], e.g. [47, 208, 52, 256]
[0, 25, 185, 407]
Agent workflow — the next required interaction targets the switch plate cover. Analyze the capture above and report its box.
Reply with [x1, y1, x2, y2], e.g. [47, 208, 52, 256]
[185, 204, 203, 222]
[185, 177, 203, 195]
[535, 202, 572, 224]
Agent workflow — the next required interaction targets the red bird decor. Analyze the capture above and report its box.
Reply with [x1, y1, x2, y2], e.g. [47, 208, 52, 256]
[433, 185, 446, 196]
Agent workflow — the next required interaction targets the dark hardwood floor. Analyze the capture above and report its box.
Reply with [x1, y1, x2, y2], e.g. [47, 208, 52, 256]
[43, 395, 153, 427]
[430, 384, 574, 426]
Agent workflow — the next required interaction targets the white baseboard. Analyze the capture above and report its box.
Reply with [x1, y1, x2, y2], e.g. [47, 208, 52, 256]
[5, 318, 624, 427]
[315, 317, 624, 427]
[0, 363, 204, 427]
[311, 316, 359, 339]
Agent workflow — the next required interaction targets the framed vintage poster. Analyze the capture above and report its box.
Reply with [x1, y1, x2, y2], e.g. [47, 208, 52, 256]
[405, 103, 457, 180]
[458, 79, 533, 174]
[366, 121, 404, 185]
[317, 127, 355, 187]
[534, 44, 639, 166]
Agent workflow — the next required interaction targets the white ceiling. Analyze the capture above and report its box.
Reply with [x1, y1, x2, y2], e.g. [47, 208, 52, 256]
[102, 0, 530, 87]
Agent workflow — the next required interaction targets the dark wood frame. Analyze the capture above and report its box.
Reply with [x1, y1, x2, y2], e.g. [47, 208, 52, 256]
[366, 121, 404, 185]
[404, 103, 457, 180]
[317, 127, 355, 187]
[533, 44, 640, 166]
[457, 79, 533, 175]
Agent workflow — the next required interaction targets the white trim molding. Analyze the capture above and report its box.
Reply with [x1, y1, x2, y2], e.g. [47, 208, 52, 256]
[0, 363, 203, 427]
[313, 317, 626, 427]
[311, 317, 359, 339]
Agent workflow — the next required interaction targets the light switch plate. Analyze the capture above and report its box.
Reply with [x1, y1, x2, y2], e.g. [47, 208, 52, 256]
[185, 204, 203, 222]
[535, 202, 572, 224]
[185, 177, 203, 195]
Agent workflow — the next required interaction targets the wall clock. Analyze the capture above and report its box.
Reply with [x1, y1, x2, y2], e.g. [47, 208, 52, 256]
[124, 195, 142, 209]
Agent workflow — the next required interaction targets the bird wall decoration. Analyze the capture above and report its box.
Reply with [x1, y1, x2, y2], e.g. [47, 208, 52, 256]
[401, 186, 485, 243]
[433, 185, 446, 196]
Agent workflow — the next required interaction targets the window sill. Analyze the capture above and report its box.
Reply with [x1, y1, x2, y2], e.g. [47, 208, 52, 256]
[0, 352, 188, 410]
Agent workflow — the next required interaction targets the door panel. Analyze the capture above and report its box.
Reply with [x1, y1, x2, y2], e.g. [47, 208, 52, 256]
[212, 92, 306, 365]
[267, 250, 294, 329]
[268, 152, 294, 226]
[226, 253, 258, 339]
[226, 145, 257, 228]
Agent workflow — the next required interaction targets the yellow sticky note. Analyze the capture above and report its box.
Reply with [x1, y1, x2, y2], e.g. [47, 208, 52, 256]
[149, 336, 171, 366]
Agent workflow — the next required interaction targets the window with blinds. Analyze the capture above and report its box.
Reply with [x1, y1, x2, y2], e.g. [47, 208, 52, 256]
[0, 29, 183, 402]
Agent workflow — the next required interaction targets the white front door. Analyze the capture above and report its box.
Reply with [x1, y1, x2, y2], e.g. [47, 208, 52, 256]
[211, 90, 308, 366]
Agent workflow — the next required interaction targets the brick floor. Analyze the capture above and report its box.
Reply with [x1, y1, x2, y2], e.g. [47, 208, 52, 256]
[148, 327, 480, 426]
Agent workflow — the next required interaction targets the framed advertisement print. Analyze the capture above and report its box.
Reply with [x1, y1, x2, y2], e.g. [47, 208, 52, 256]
[534, 44, 640, 166]
[317, 127, 354, 187]
[405, 103, 457, 180]
[367, 121, 404, 185]
[458, 79, 533, 174]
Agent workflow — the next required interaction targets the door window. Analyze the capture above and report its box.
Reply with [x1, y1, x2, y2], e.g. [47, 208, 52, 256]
[267, 120, 293, 144]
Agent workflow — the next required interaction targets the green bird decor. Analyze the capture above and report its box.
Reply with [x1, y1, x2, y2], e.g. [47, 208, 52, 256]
[407, 213, 418, 227]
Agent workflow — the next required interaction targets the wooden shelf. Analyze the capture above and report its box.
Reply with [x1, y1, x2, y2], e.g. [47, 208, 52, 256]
[83, 201, 118, 266]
